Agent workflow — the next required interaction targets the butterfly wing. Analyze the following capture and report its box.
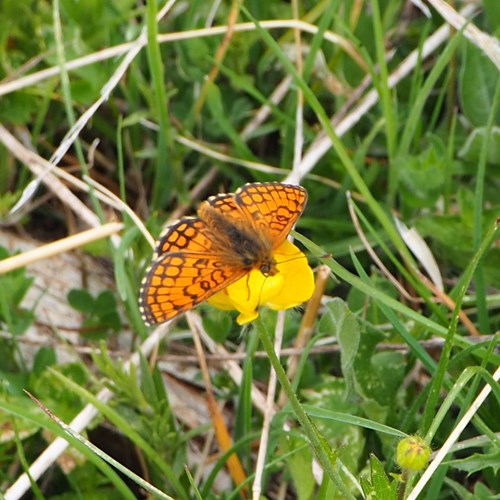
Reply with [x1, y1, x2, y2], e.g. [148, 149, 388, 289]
[234, 182, 307, 248]
[154, 217, 215, 255]
[140, 216, 245, 325]
[140, 183, 308, 325]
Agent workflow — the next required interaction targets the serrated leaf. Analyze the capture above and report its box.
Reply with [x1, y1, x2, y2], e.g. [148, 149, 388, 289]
[446, 449, 500, 475]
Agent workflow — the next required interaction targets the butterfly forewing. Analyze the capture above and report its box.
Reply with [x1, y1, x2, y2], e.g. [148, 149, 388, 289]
[155, 218, 215, 256]
[235, 182, 307, 248]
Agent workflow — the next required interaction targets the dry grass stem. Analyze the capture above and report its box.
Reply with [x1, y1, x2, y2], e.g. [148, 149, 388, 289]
[0, 20, 364, 99]
[0, 222, 123, 275]
[0, 125, 100, 229]
[187, 312, 248, 496]
[83, 176, 155, 250]
[427, 0, 500, 70]
[49, 1, 176, 168]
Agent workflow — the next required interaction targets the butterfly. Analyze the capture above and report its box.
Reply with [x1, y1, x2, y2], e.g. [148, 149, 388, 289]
[139, 182, 307, 325]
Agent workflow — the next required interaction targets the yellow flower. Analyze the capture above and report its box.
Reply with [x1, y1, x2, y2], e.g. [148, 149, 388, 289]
[207, 240, 314, 325]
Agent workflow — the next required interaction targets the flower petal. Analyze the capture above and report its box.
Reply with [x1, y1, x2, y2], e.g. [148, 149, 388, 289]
[207, 240, 313, 323]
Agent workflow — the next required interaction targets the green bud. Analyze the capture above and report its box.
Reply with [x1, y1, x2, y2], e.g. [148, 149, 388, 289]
[396, 436, 431, 471]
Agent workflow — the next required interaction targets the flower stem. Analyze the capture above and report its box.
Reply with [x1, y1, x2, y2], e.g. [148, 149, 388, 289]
[255, 317, 354, 498]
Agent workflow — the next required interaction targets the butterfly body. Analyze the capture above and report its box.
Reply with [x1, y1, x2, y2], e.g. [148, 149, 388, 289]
[197, 201, 277, 276]
[139, 182, 307, 325]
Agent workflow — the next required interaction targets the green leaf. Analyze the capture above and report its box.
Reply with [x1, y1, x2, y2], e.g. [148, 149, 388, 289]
[473, 482, 500, 500]
[446, 449, 500, 475]
[397, 137, 447, 208]
[360, 454, 398, 500]
[0, 247, 35, 306]
[282, 434, 315, 500]
[458, 126, 500, 165]
[460, 42, 500, 127]
[484, 0, 500, 28]
[318, 298, 360, 393]
[68, 289, 95, 312]
[95, 290, 118, 313]
[0, 246, 35, 334]
[0, 93, 40, 124]
[32, 347, 57, 375]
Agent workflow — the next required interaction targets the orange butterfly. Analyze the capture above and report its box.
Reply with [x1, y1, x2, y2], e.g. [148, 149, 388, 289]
[139, 182, 307, 325]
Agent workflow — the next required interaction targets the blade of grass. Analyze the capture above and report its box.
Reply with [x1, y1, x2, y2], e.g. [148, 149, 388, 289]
[199, 432, 259, 498]
[146, 0, 180, 208]
[348, 197, 449, 325]
[114, 225, 150, 338]
[473, 77, 500, 334]
[52, 0, 106, 224]
[426, 366, 500, 443]
[240, 5, 415, 269]
[25, 391, 174, 500]
[48, 368, 189, 499]
[12, 420, 44, 500]
[295, 232, 446, 337]
[369, 0, 398, 203]
[205, 82, 256, 159]
[348, 248, 437, 373]
[397, 28, 464, 159]
[421, 216, 500, 434]
[1, 399, 136, 500]
[300, 406, 407, 438]
[226, 440, 311, 500]
[234, 329, 260, 471]
[408, 365, 500, 500]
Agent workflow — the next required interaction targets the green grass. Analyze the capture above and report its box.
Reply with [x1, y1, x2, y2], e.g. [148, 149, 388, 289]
[0, 1, 499, 499]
